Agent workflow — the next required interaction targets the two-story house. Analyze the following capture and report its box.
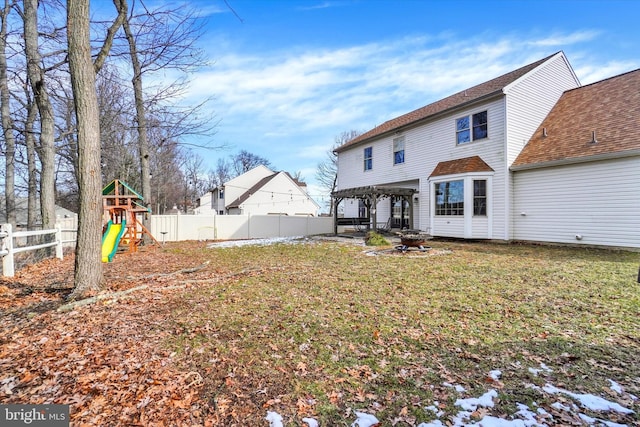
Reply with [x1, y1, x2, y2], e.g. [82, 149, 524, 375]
[333, 52, 640, 248]
[195, 165, 320, 216]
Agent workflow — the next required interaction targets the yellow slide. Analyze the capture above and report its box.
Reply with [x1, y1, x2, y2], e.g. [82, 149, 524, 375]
[102, 220, 126, 263]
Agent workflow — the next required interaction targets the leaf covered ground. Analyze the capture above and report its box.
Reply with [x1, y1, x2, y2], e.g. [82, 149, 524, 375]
[0, 237, 639, 426]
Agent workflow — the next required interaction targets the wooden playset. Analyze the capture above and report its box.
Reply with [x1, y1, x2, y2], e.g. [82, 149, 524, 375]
[102, 179, 159, 261]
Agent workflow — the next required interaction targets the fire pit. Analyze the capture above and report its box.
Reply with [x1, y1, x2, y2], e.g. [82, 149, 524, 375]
[395, 230, 431, 252]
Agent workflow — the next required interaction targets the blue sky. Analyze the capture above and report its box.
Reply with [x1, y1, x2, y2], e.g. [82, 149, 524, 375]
[165, 0, 639, 206]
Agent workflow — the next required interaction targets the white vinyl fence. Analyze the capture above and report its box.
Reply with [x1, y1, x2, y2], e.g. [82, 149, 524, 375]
[150, 214, 333, 242]
[1, 215, 332, 275]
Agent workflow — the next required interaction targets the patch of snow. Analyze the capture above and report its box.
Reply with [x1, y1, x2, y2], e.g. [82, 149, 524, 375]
[443, 382, 467, 393]
[265, 411, 284, 427]
[475, 415, 535, 426]
[577, 413, 627, 426]
[417, 420, 445, 427]
[302, 417, 319, 427]
[551, 401, 576, 412]
[455, 389, 498, 411]
[528, 363, 553, 377]
[579, 413, 597, 424]
[608, 379, 623, 394]
[424, 404, 444, 418]
[489, 370, 502, 380]
[543, 384, 634, 414]
[351, 411, 379, 427]
[424, 405, 438, 413]
[512, 403, 551, 426]
[208, 236, 306, 248]
[600, 420, 629, 427]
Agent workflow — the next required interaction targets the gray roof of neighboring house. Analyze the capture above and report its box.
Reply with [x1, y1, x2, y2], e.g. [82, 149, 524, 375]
[0, 197, 76, 225]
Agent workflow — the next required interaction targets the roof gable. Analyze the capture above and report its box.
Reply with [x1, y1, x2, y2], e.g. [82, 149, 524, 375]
[336, 52, 562, 153]
[227, 173, 277, 208]
[226, 171, 318, 209]
[429, 156, 494, 178]
[512, 68, 640, 169]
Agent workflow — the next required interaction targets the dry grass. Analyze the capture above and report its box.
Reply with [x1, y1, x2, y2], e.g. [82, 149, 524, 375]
[161, 238, 640, 425]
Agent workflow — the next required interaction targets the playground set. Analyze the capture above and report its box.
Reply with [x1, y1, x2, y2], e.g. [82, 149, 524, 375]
[102, 179, 159, 263]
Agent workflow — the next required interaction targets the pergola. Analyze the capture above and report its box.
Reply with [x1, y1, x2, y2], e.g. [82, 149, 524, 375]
[331, 185, 417, 233]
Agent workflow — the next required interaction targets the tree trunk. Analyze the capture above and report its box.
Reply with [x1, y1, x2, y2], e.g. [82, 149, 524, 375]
[67, 0, 104, 299]
[0, 0, 15, 226]
[122, 8, 151, 236]
[25, 100, 38, 232]
[23, 0, 56, 230]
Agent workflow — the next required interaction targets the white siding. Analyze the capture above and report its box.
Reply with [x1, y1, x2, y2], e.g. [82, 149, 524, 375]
[336, 53, 581, 241]
[503, 53, 580, 240]
[239, 172, 319, 216]
[194, 192, 217, 215]
[433, 217, 465, 238]
[337, 97, 507, 236]
[504, 53, 580, 165]
[512, 157, 640, 248]
[224, 165, 274, 208]
[429, 174, 494, 238]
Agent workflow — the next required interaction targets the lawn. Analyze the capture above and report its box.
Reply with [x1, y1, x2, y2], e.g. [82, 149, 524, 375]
[1, 237, 638, 426]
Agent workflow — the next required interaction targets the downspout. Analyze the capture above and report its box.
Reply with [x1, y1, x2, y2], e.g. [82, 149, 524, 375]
[503, 94, 511, 241]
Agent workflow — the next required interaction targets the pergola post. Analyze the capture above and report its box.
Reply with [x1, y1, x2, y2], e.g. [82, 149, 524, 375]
[408, 196, 415, 230]
[370, 194, 378, 231]
[333, 197, 343, 234]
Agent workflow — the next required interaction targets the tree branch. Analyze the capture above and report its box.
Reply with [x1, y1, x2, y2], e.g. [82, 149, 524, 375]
[93, 0, 127, 74]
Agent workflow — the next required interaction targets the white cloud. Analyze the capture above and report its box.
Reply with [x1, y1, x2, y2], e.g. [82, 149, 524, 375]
[182, 29, 629, 191]
[528, 30, 600, 47]
[574, 60, 640, 85]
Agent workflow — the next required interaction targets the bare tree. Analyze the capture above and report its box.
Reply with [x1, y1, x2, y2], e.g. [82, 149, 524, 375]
[148, 135, 185, 213]
[212, 157, 231, 187]
[231, 149, 273, 176]
[22, 0, 56, 229]
[316, 130, 360, 215]
[180, 151, 205, 213]
[0, 0, 16, 225]
[114, 0, 211, 211]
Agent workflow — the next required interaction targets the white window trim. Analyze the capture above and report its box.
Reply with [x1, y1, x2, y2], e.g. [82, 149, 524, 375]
[455, 110, 488, 145]
[429, 172, 493, 238]
[393, 136, 405, 165]
[363, 146, 373, 171]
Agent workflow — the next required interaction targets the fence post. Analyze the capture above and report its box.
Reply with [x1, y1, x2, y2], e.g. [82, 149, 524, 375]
[1, 223, 15, 277]
[55, 224, 63, 259]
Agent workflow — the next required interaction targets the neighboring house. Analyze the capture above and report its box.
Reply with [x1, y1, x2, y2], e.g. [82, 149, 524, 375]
[0, 197, 77, 228]
[195, 165, 320, 216]
[333, 51, 640, 249]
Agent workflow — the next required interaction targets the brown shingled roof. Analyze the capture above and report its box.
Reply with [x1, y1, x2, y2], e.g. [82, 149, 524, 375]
[335, 52, 561, 153]
[512, 68, 640, 169]
[429, 156, 494, 178]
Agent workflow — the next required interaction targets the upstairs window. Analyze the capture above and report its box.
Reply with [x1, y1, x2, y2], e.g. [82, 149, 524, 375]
[393, 136, 405, 165]
[364, 146, 373, 171]
[456, 110, 488, 144]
